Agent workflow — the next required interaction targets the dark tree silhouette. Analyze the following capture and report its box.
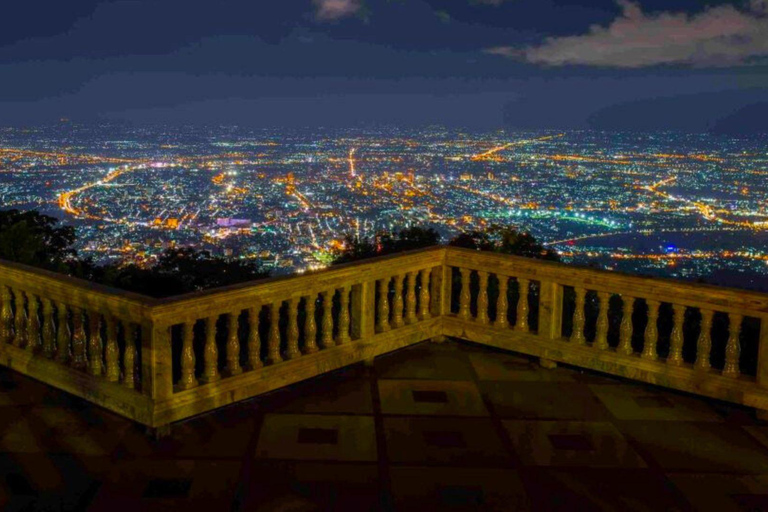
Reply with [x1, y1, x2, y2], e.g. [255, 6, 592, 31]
[0, 209, 77, 271]
[449, 224, 559, 261]
[332, 226, 440, 265]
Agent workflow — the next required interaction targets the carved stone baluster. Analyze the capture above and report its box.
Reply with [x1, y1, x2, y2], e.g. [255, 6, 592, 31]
[0, 286, 13, 343]
[668, 304, 685, 366]
[71, 307, 87, 369]
[723, 313, 742, 377]
[695, 308, 713, 371]
[200, 316, 220, 382]
[618, 295, 635, 355]
[304, 296, 319, 354]
[516, 278, 530, 333]
[595, 292, 610, 350]
[376, 279, 391, 332]
[55, 303, 71, 363]
[321, 291, 334, 348]
[286, 299, 301, 358]
[337, 287, 351, 344]
[26, 295, 40, 352]
[226, 312, 243, 375]
[405, 271, 418, 325]
[123, 323, 137, 389]
[392, 274, 405, 328]
[476, 271, 489, 325]
[418, 268, 431, 321]
[41, 299, 56, 358]
[495, 275, 509, 329]
[87, 313, 103, 376]
[104, 317, 120, 382]
[459, 268, 472, 320]
[641, 300, 660, 361]
[247, 306, 263, 370]
[178, 321, 198, 390]
[13, 290, 27, 348]
[267, 302, 283, 364]
[570, 287, 586, 344]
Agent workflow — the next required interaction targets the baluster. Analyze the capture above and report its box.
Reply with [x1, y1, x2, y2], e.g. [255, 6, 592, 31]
[459, 268, 472, 320]
[495, 275, 509, 329]
[0, 286, 12, 342]
[570, 287, 586, 344]
[201, 316, 220, 382]
[405, 271, 418, 325]
[376, 278, 391, 332]
[12, 290, 27, 348]
[267, 302, 283, 364]
[178, 321, 198, 390]
[392, 274, 405, 328]
[695, 309, 713, 371]
[304, 296, 319, 354]
[123, 323, 137, 389]
[516, 278, 530, 332]
[321, 291, 334, 348]
[87, 312, 103, 376]
[286, 299, 301, 358]
[337, 287, 351, 344]
[723, 313, 742, 377]
[26, 295, 40, 351]
[618, 295, 635, 355]
[476, 271, 489, 325]
[41, 298, 56, 358]
[418, 268, 431, 321]
[668, 304, 685, 366]
[226, 312, 243, 375]
[55, 303, 71, 363]
[641, 300, 660, 361]
[595, 291, 610, 350]
[71, 307, 87, 369]
[247, 306, 263, 370]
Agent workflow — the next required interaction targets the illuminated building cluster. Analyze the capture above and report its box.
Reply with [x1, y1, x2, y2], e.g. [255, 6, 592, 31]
[1, 124, 766, 286]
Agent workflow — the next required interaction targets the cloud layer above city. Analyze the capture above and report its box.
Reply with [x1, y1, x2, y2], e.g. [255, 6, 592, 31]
[488, 0, 768, 67]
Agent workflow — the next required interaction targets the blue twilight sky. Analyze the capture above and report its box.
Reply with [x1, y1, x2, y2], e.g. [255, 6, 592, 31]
[1, 0, 767, 130]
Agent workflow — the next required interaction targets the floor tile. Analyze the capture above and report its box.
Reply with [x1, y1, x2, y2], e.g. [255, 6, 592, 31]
[384, 417, 512, 467]
[242, 461, 381, 511]
[256, 414, 376, 462]
[378, 379, 488, 416]
[743, 425, 768, 451]
[375, 343, 475, 380]
[590, 384, 723, 422]
[390, 467, 530, 511]
[503, 421, 646, 468]
[481, 382, 610, 420]
[265, 368, 373, 415]
[469, 352, 575, 382]
[668, 473, 768, 512]
[521, 468, 691, 512]
[619, 421, 768, 473]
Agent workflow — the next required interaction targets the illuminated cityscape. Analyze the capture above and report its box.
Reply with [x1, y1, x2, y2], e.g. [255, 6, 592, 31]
[2, 123, 766, 288]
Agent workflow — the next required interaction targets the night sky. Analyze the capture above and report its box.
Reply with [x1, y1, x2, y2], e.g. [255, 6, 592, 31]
[2, 0, 767, 130]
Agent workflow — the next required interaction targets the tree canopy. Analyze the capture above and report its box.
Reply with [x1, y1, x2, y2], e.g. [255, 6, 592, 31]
[448, 224, 560, 261]
[332, 226, 441, 265]
[0, 209, 269, 298]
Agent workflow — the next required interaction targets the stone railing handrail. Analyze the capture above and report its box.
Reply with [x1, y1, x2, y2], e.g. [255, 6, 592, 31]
[1, 246, 767, 432]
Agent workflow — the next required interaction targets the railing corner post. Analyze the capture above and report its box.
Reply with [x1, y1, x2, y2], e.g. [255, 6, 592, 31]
[538, 280, 563, 341]
[142, 316, 174, 402]
[353, 281, 376, 341]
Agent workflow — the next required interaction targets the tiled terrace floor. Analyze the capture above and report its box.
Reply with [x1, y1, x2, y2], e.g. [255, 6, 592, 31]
[2, 340, 768, 511]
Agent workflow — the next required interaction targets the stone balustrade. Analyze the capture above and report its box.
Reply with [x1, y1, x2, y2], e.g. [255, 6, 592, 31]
[2, 246, 767, 431]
